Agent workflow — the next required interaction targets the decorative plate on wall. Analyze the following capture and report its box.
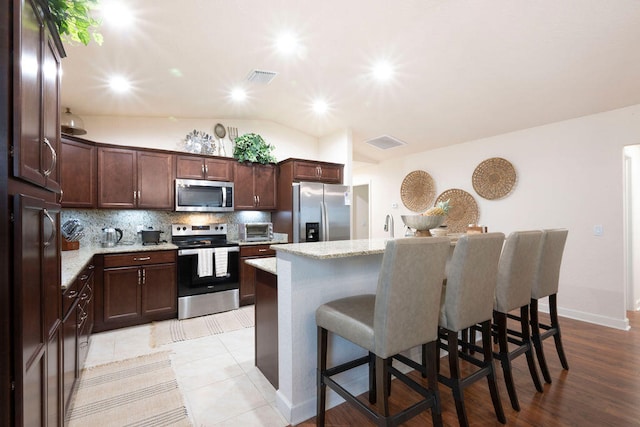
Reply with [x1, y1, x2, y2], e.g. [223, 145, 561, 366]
[472, 157, 517, 200]
[435, 188, 479, 233]
[400, 170, 436, 212]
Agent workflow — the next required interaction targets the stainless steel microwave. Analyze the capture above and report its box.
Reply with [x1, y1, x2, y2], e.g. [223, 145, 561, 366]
[175, 179, 234, 212]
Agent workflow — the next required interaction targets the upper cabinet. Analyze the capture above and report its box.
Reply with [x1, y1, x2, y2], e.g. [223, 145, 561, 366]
[279, 158, 343, 184]
[13, 0, 63, 193]
[233, 163, 277, 210]
[98, 147, 174, 210]
[176, 155, 234, 181]
[60, 137, 96, 208]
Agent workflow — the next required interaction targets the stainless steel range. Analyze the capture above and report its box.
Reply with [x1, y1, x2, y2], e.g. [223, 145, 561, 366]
[172, 223, 240, 319]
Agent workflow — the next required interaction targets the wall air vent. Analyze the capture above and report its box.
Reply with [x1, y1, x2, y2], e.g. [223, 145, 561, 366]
[364, 135, 407, 150]
[246, 69, 278, 84]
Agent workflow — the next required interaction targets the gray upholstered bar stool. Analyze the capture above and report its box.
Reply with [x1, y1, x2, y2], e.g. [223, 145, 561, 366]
[530, 228, 569, 383]
[437, 232, 507, 427]
[492, 230, 544, 411]
[316, 238, 450, 427]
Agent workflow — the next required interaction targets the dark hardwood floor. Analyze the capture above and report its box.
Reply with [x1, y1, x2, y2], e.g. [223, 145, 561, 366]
[298, 311, 640, 426]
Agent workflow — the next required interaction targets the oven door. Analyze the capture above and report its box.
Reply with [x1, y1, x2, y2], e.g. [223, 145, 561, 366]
[177, 246, 239, 297]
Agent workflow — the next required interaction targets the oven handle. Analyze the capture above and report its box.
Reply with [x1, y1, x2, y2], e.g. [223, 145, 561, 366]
[178, 246, 239, 256]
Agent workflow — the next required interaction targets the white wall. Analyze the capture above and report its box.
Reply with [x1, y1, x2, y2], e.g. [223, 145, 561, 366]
[79, 115, 320, 162]
[354, 104, 640, 329]
[624, 145, 640, 310]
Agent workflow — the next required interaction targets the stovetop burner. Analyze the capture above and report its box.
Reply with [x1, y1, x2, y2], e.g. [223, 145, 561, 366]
[171, 223, 237, 249]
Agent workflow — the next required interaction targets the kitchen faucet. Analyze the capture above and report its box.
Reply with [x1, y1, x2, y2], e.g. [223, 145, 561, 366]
[384, 214, 394, 238]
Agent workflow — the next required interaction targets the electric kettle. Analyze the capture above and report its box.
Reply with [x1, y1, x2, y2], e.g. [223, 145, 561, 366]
[101, 227, 123, 247]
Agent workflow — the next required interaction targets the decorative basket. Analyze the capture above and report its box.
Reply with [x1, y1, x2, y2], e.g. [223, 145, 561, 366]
[400, 170, 436, 212]
[472, 157, 517, 200]
[435, 189, 479, 233]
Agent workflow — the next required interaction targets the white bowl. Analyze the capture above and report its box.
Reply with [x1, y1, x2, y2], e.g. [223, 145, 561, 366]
[430, 228, 448, 237]
[400, 215, 445, 231]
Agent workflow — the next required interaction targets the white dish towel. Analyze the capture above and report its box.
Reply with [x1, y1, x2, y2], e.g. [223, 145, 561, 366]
[214, 247, 229, 277]
[196, 248, 214, 277]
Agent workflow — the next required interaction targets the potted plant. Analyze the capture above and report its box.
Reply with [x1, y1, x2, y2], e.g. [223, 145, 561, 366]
[232, 133, 277, 164]
[45, 0, 103, 45]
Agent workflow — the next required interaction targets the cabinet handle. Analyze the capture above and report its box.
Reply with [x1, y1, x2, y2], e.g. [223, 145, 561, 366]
[88, 264, 95, 270]
[202, 164, 205, 175]
[205, 164, 208, 175]
[142, 268, 146, 284]
[256, 195, 260, 206]
[80, 292, 88, 301]
[59, 188, 64, 204]
[43, 208, 56, 247]
[258, 249, 267, 252]
[79, 274, 89, 281]
[67, 290, 78, 299]
[138, 269, 142, 284]
[138, 190, 141, 201]
[133, 191, 137, 203]
[42, 137, 57, 177]
[134, 256, 151, 261]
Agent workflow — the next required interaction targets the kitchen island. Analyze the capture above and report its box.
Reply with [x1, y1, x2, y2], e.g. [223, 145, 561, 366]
[272, 239, 389, 425]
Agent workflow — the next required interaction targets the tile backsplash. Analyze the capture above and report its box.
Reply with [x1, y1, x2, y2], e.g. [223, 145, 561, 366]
[62, 209, 271, 246]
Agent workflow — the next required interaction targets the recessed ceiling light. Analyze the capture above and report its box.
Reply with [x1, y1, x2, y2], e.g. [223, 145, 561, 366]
[101, 1, 135, 28]
[108, 75, 131, 93]
[275, 31, 299, 55]
[372, 60, 394, 82]
[231, 87, 247, 102]
[312, 99, 329, 115]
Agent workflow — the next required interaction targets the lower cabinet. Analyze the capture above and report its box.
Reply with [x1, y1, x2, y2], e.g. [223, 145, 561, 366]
[97, 250, 177, 331]
[239, 244, 276, 306]
[62, 260, 94, 419]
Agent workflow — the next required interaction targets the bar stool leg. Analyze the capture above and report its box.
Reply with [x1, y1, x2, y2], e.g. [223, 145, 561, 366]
[495, 312, 520, 411]
[520, 306, 543, 392]
[482, 320, 507, 424]
[425, 341, 444, 427]
[530, 299, 552, 383]
[375, 356, 390, 418]
[446, 330, 470, 427]
[317, 327, 328, 427]
[549, 294, 570, 370]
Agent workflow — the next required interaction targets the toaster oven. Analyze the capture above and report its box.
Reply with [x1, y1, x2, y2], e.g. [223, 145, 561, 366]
[239, 223, 273, 242]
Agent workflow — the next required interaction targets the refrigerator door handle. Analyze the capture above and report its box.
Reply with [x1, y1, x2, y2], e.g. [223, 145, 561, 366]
[321, 201, 329, 241]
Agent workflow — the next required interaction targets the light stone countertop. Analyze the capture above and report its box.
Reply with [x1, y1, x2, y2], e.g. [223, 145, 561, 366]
[271, 238, 388, 259]
[61, 242, 178, 290]
[244, 257, 277, 275]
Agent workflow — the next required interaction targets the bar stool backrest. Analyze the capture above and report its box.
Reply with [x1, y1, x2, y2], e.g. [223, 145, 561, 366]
[495, 231, 543, 313]
[440, 232, 505, 332]
[531, 229, 569, 300]
[374, 237, 450, 358]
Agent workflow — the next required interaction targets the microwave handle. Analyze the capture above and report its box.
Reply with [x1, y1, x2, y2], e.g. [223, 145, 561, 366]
[222, 187, 227, 207]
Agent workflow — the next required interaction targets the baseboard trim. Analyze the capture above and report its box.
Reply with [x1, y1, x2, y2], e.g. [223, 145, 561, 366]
[538, 303, 630, 331]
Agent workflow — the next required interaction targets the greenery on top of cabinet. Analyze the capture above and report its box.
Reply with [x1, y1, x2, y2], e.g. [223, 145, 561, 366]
[46, 0, 103, 45]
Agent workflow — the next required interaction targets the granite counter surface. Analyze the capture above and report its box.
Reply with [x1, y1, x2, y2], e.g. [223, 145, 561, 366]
[272, 238, 388, 260]
[245, 257, 277, 275]
[61, 242, 178, 290]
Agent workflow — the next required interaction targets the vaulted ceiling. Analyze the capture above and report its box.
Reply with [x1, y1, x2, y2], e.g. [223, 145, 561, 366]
[60, 0, 640, 163]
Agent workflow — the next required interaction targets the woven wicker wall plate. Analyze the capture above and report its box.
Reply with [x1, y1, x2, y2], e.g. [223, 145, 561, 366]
[435, 188, 479, 233]
[400, 170, 436, 212]
[472, 157, 517, 200]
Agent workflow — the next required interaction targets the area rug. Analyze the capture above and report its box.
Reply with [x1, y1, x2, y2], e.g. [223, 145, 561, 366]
[151, 305, 254, 347]
[66, 351, 191, 427]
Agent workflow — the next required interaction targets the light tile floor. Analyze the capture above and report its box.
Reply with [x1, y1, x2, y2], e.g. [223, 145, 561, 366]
[84, 317, 289, 427]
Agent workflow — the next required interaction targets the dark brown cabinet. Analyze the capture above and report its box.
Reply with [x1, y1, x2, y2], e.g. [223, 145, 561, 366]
[255, 268, 278, 388]
[13, 0, 62, 194]
[176, 155, 234, 181]
[239, 245, 276, 305]
[234, 163, 277, 210]
[97, 251, 177, 331]
[98, 147, 174, 209]
[13, 193, 62, 427]
[283, 158, 343, 184]
[60, 137, 97, 208]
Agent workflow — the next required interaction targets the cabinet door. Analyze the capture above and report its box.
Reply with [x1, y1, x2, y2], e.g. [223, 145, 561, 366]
[141, 263, 177, 317]
[176, 155, 205, 179]
[46, 328, 61, 427]
[61, 301, 77, 416]
[254, 164, 277, 209]
[61, 138, 96, 208]
[317, 164, 342, 184]
[233, 162, 257, 209]
[239, 258, 257, 305]
[13, 194, 50, 427]
[103, 266, 142, 324]
[14, 0, 44, 188]
[204, 158, 234, 181]
[137, 151, 174, 209]
[292, 160, 343, 184]
[98, 147, 136, 208]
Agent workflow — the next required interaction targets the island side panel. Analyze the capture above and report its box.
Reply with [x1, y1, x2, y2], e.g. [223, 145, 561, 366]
[275, 251, 383, 425]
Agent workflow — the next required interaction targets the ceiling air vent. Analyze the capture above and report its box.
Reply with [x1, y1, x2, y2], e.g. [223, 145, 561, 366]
[364, 135, 407, 150]
[246, 69, 278, 84]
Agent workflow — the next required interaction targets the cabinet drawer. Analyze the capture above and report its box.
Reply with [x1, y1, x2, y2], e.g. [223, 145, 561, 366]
[63, 280, 79, 315]
[104, 250, 176, 268]
[240, 245, 276, 257]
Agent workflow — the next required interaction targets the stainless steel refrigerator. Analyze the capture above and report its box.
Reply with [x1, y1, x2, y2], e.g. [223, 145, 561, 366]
[292, 182, 351, 243]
